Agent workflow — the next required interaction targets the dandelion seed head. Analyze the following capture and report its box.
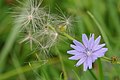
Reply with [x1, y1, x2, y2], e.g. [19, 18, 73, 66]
[19, 31, 41, 50]
[15, 0, 60, 56]
[27, 14, 33, 20]
[54, 6, 74, 33]
[56, 14, 75, 34]
[67, 34, 108, 71]
[32, 28, 58, 50]
[13, 0, 46, 32]
[66, 19, 70, 25]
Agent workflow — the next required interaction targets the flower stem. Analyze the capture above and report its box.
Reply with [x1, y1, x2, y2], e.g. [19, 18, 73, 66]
[98, 58, 104, 80]
[72, 70, 81, 80]
[101, 56, 111, 62]
[55, 47, 68, 80]
[0, 60, 47, 80]
[89, 70, 97, 80]
[102, 56, 120, 64]
[60, 32, 75, 41]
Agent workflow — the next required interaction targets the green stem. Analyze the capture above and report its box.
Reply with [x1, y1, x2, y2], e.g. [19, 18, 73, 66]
[60, 32, 75, 41]
[0, 25, 20, 72]
[98, 58, 104, 80]
[102, 56, 120, 64]
[55, 47, 68, 80]
[12, 54, 26, 80]
[0, 61, 47, 80]
[72, 70, 81, 80]
[87, 11, 112, 54]
[101, 56, 111, 62]
[89, 70, 97, 80]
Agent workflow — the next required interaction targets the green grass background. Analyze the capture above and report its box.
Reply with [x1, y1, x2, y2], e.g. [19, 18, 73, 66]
[0, 0, 120, 80]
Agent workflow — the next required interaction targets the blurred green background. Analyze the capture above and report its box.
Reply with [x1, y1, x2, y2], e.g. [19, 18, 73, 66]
[0, 0, 120, 80]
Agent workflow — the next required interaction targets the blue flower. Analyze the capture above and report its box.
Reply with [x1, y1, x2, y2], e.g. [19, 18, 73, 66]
[67, 34, 108, 71]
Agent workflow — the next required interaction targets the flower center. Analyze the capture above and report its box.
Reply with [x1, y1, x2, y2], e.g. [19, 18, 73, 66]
[85, 48, 92, 56]
[86, 51, 92, 56]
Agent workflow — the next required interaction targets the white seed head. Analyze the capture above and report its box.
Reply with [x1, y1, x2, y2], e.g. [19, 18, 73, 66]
[27, 15, 33, 20]
[14, 0, 46, 32]
[34, 28, 58, 49]
[66, 19, 70, 25]
[56, 13, 73, 33]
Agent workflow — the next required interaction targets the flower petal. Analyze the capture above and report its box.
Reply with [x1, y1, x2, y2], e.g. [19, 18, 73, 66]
[82, 34, 89, 48]
[76, 57, 87, 67]
[83, 60, 88, 71]
[93, 44, 105, 51]
[69, 54, 86, 60]
[73, 40, 84, 48]
[70, 44, 84, 52]
[93, 36, 101, 49]
[95, 36, 101, 45]
[91, 55, 98, 62]
[89, 34, 94, 49]
[87, 57, 92, 69]
[67, 50, 80, 55]
[93, 48, 108, 57]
